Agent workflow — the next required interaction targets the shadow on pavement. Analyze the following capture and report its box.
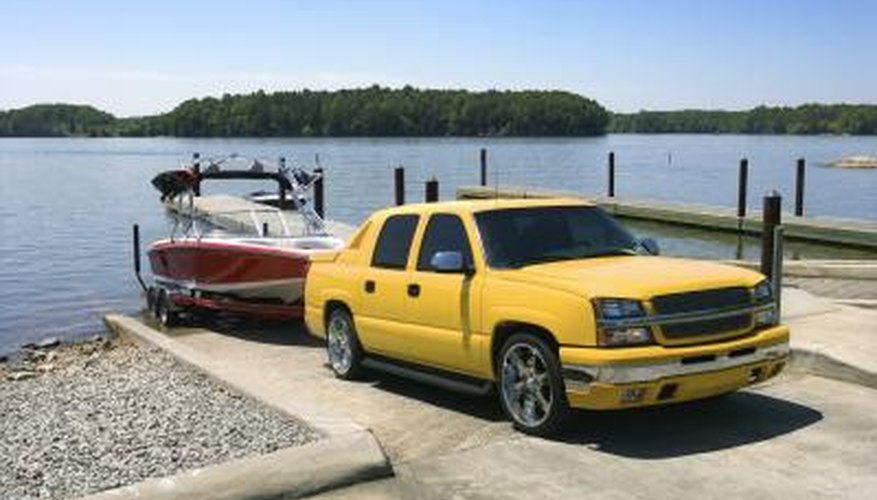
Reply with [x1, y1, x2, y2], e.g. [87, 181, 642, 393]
[150, 309, 320, 348]
[202, 317, 320, 347]
[360, 370, 507, 423]
[555, 391, 824, 458]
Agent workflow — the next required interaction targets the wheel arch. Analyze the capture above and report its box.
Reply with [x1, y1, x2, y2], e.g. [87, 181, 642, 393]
[323, 299, 352, 328]
[490, 321, 559, 376]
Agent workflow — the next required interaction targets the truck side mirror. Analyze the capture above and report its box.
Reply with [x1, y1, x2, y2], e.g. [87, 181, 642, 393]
[430, 251, 470, 274]
[639, 238, 660, 256]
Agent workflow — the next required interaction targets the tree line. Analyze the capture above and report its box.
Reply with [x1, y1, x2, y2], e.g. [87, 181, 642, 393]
[0, 104, 115, 137]
[608, 104, 877, 135]
[3, 91, 876, 137]
[1, 87, 609, 137]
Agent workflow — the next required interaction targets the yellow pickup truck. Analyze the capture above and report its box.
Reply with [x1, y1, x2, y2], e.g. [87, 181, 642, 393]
[305, 198, 789, 435]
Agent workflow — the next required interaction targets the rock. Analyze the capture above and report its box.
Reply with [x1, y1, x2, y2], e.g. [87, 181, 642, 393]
[36, 337, 61, 349]
[37, 364, 56, 373]
[8, 370, 37, 381]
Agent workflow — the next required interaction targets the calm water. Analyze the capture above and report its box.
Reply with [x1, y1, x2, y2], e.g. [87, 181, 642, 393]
[1, 136, 876, 355]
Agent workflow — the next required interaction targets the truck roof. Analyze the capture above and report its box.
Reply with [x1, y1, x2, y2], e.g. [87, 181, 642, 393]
[374, 197, 595, 217]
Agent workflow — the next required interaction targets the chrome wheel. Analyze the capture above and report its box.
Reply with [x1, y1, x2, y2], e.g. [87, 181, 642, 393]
[499, 339, 561, 432]
[326, 308, 362, 379]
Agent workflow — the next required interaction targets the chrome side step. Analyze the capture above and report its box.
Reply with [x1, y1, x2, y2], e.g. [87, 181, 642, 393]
[362, 357, 494, 397]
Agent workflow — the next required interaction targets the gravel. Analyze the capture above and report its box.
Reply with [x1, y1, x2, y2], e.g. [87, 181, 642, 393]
[0, 337, 320, 499]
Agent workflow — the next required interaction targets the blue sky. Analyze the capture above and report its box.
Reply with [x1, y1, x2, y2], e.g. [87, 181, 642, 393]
[1, 0, 874, 116]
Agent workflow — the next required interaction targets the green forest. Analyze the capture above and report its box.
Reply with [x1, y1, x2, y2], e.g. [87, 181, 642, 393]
[2, 88, 876, 137]
[609, 104, 877, 135]
[0, 87, 608, 137]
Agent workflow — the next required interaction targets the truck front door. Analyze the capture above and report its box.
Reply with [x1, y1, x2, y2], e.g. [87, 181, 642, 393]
[405, 213, 484, 376]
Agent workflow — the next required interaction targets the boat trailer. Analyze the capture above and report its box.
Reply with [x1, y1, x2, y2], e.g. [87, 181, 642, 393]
[132, 224, 302, 326]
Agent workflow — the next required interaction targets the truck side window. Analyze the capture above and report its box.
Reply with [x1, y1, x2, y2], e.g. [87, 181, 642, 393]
[417, 214, 474, 271]
[372, 214, 419, 269]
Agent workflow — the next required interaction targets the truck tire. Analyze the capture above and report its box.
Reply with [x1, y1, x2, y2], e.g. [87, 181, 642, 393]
[326, 307, 364, 380]
[498, 333, 569, 436]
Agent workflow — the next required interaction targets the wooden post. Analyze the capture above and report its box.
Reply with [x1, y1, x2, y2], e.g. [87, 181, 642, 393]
[279, 157, 287, 210]
[772, 225, 785, 319]
[394, 166, 405, 206]
[192, 152, 201, 196]
[761, 190, 782, 278]
[425, 177, 439, 203]
[608, 151, 616, 198]
[314, 167, 325, 218]
[737, 158, 749, 219]
[795, 158, 806, 217]
[480, 148, 487, 187]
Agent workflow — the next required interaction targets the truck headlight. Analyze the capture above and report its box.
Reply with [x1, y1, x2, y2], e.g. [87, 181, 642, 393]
[593, 299, 654, 346]
[753, 280, 777, 327]
[754, 279, 773, 304]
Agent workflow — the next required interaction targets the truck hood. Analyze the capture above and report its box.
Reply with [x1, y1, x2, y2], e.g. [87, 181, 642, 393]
[495, 256, 765, 299]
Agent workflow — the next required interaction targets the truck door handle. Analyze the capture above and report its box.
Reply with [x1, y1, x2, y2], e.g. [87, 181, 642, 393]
[364, 280, 376, 293]
[407, 284, 420, 297]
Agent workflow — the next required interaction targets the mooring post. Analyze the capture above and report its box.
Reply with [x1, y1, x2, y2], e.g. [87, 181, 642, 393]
[795, 158, 806, 217]
[395, 166, 405, 206]
[314, 167, 325, 218]
[761, 190, 782, 278]
[772, 225, 785, 319]
[425, 177, 439, 203]
[608, 151, 616, 198]
[480, 148, 488, 187]
[192, 152, 201, 196]
[737, 158, 749, 220]
[278, 157, 287, 210]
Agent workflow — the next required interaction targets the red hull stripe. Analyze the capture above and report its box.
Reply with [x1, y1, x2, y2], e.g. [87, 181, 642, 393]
[148, 244, 309, 284]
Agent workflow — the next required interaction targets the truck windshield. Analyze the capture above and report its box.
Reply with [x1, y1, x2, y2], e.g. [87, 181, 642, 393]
[474, 206, 639, 269]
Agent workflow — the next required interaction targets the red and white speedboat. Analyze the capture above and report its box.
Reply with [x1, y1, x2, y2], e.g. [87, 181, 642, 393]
[142, 156, 344, 324]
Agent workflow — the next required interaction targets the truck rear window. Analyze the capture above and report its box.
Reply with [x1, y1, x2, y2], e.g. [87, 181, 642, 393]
[372, 214, 419, 269]
[474, 206, 637, 269]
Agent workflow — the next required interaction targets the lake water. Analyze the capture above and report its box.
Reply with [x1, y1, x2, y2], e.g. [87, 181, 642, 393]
[1, 135, 875, 355]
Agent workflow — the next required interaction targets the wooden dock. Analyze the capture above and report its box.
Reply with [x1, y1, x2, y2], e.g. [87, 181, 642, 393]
[457, 186, 877, 250]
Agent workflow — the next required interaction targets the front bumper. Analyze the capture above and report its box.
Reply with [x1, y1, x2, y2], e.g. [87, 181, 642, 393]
[560, 325, 790, 410]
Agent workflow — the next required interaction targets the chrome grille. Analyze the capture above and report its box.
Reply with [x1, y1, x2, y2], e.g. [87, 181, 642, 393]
[652, 287, 753, 341]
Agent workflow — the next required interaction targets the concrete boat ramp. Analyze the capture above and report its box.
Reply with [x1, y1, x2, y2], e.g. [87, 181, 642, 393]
[102, 285, 877, 499]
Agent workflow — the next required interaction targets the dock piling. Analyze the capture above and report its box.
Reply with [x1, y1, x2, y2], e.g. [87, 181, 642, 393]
[425, 177, 439, 203]
[480, 148, 488, 187]
[737, 158, 749, 220]
[761, 190, 782, 278]
[314, 168, 325, 218]
[279, 157, 287, 210]
[608, 152, 616, 198]
[772, 225, 785, 318]
[192, 152, 201, 197]
[395, 167, 405, 206]
[795, 158, 806, 217]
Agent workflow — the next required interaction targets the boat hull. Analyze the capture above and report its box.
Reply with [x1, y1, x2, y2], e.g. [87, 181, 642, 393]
[148, 239, 311, 304]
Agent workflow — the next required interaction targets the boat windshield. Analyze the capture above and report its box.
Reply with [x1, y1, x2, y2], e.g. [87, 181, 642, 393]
[474, 205, 638, 269]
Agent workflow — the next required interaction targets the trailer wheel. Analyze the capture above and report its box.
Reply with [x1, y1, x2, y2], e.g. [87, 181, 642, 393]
[146, 286, 158, 317]
[156, 289, 179, 327]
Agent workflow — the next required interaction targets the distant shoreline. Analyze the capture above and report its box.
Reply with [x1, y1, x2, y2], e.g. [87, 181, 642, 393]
[2, 88, 876, 138]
